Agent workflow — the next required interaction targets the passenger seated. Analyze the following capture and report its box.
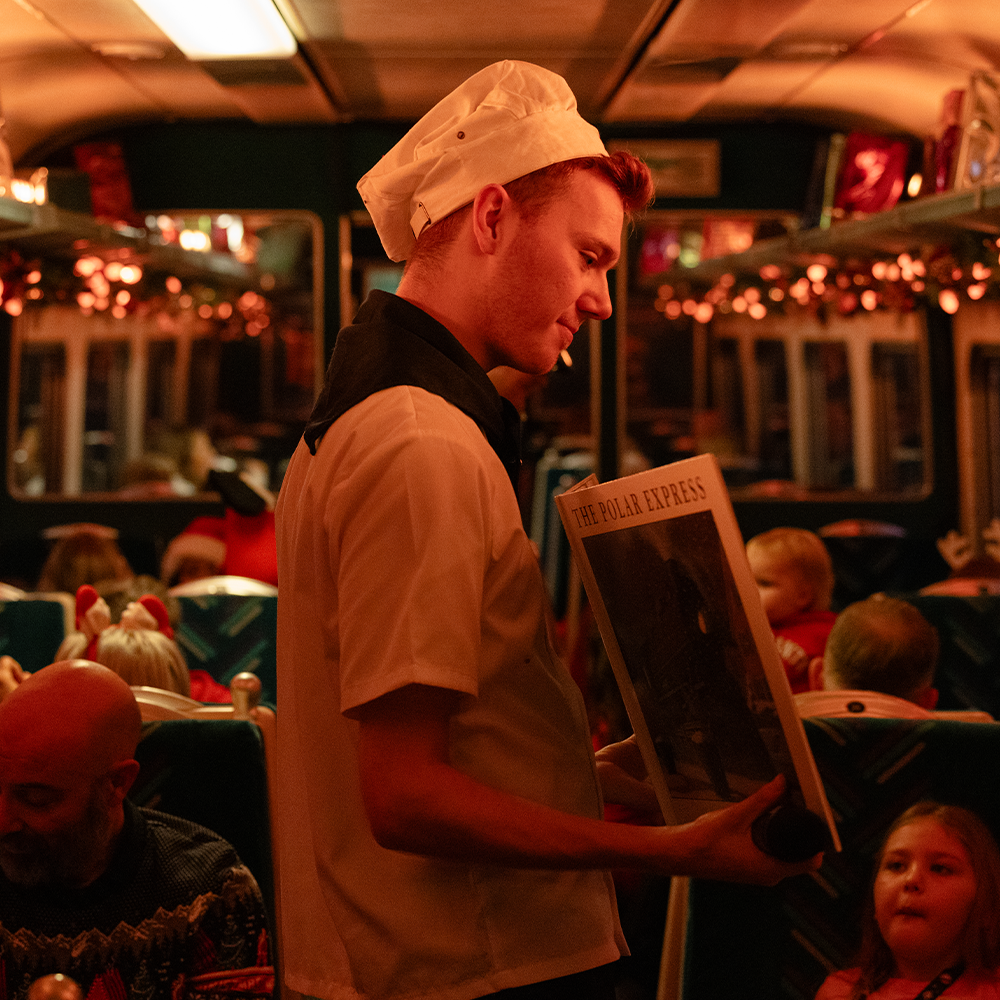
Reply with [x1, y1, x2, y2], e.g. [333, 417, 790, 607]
[54, 585, 230, 702]
[746, 527, 837, 693]
[116, 452, 180, 498]
[36, 524, 133, 596]
[161, 472, 278, 589]
[146, 425, 220, 495]
[795, 595, 994, 721]
[920, 521, 1000, 596]
[160, 518, 227, 588]
[815, 800, 1000, 999]
[0, 660, 273, 1000]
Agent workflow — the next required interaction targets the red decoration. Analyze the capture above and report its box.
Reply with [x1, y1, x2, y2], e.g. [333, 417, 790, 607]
[833, 132, 910, 217]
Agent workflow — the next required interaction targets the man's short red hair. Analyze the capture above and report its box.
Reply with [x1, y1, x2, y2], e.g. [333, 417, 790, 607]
[407, 149, 653, 270]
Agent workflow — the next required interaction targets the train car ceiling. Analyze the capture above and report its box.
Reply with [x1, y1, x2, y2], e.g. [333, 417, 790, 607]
[2, 0, 1000, 164]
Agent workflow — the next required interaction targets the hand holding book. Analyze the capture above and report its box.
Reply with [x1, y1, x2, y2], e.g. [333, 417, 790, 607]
[660, 775, 824, 883]
[555, 454, 841, 861]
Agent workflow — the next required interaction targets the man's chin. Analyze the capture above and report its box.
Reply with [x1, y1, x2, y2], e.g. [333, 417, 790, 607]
[0, 851, 51, 887]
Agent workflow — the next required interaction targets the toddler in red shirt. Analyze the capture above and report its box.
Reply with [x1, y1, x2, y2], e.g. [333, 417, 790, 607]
[746, 527, 837, 694]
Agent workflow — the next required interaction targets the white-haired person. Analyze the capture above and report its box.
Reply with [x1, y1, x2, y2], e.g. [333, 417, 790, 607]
[36, 585, 229, 703]
[275, 60, 822, 1000]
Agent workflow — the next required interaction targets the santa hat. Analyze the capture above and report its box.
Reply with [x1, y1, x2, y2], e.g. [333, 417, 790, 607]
[74, 584, 111, 660]
[124, 594, 174, 639]
[74, 585, 175, 661]
[160, 517, 227, 586]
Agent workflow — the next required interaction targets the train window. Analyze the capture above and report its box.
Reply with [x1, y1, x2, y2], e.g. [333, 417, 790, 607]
[969, 345, 1000, 524]
[83, 340, 130, 493]
[803, 340, 853, 488]
[341, 213, 403, 328]
[952, 302, 1000, 540]
[752, 339, 791, 483]
[624, 209, 932, 500]
[9, 210, 322, 499]
[871, 342, 928, 493]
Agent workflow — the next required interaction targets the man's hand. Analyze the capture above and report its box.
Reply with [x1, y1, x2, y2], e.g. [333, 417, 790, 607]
[357, 684, 822, 884]
[659, 775, 825, 885]
[595, 735, 661, 814]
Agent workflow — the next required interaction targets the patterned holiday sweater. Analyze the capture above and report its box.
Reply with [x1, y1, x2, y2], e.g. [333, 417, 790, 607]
[0, 803, 273, 1000]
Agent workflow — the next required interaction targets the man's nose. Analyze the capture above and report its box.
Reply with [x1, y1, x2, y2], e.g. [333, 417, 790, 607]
[580, 275, 613, 322]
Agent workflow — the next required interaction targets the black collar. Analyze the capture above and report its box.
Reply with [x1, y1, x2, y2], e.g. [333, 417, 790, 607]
[303, 291, 522, 490]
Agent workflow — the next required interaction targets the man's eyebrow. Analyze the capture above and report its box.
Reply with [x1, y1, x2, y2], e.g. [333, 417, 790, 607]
[600, 241, 620, 263]
[572, 226, 619, 259]
[586, 238, 619, 265]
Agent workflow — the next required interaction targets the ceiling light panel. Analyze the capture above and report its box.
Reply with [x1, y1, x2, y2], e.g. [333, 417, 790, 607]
[131, 0, 297, 59]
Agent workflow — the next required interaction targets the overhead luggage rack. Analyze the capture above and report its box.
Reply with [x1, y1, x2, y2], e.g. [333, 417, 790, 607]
[0, 196, 257, 286]
[680, 181, 1000, 284]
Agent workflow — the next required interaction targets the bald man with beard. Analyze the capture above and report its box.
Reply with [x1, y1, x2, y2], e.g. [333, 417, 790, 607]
[0, 660, 273, 1000]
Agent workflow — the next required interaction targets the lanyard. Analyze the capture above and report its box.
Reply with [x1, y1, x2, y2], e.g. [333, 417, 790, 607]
[861, 964, 965, 1000]
[911, 964, 964, 1000]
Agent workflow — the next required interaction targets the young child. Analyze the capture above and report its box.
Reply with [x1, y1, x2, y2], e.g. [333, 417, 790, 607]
[746, 527, 837, 693]
[36, 524, 134, 595]
[816, 800, 1000, 999]
[54, 585, 231, 702]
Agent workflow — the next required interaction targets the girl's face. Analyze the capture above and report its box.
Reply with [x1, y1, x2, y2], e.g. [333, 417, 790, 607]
[874, 817, 978, 980]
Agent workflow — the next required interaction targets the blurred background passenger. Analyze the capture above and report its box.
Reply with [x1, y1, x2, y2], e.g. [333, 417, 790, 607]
[160, 519, 228, 589]
[920, 522, 1000, 596]
[116, 453, 179, 499]
[160, 471, 278, 589]
[746, 526, 837, 694]
[147, 425, 220, 495]
[36, 524, 133, 596]
[55, 585, 229, 702]
[796, 595, 992, 721]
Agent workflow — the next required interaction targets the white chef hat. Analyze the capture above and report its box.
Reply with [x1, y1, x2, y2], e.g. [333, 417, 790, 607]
[357, 60, 608, 261]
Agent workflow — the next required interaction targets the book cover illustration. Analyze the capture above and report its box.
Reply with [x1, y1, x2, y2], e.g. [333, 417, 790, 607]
[556, 454, 839, 850]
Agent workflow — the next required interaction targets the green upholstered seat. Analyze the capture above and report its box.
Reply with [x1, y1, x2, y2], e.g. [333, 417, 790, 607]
[676, 717, 1000, 1000]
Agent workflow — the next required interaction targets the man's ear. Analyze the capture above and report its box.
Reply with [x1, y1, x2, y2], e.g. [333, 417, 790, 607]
[471, 183, 511, 253]
[808, 656, 825, 691]
[106, 758, 141, 803]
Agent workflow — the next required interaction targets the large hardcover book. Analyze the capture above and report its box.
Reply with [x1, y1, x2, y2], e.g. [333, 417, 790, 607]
[556, 453, 840, 852]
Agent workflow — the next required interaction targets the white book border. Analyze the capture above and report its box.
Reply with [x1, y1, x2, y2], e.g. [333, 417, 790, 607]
[556, 453, 840, 850]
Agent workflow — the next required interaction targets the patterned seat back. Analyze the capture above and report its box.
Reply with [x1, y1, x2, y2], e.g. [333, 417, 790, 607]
[821, 535, 948, 610]
[677, 717, 1000, 1000]
[896, 593, 1000, 715]
[130, 718, 275, 915]
[0, 595, 72, 672]
[174, 593, 278, 705]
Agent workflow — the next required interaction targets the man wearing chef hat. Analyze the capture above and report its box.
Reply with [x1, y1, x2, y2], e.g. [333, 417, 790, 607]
[275, 60, 821, 1000]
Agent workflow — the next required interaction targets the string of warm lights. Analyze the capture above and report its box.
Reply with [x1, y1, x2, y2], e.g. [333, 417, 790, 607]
[653, 240, 1000, 322]
[0, 246, 274, 337]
